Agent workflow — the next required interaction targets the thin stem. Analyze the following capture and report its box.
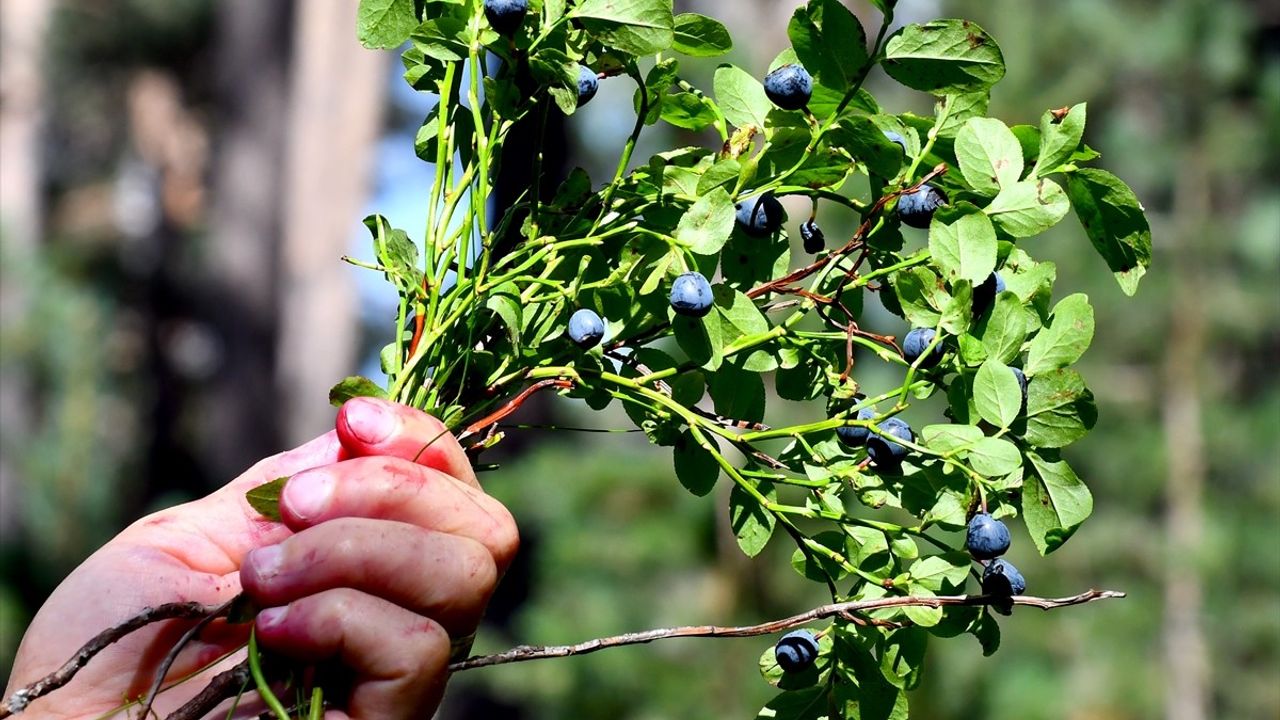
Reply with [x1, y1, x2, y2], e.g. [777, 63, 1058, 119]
[247, 629, 290, 720]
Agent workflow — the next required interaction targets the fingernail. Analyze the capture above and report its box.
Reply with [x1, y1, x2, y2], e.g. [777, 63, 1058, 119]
[346, 399, 396, 444]
[245, 544, 284, 581]
[257, 606, 288, 630]
[283, 470, 334, 520]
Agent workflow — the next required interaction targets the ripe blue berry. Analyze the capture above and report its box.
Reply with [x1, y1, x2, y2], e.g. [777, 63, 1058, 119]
[799, 219, 825, 253]
[982, 558, 1027, 596]
[577, 65, 599, 107]
[867, 417, 913, 466]
[902, 327, 944, 368]
[884, 131, 908, 153]
[972, 272, 1007, 317]
[567, 308, 604, 348]
[484, 0, 528, 35]
[896, 184, 947, 229]
[735, 194, 785, 237]
[836, 407, 876, 447]
[966, 513, 1012, 560]
[1011, 366, 1028, 412]
[763, 64, 813, 111]
[669, 271, 713, 317]
[774, 630, 819, 673]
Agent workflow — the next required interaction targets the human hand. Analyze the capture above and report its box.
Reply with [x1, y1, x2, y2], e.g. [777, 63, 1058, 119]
[5, 398, 518, 719]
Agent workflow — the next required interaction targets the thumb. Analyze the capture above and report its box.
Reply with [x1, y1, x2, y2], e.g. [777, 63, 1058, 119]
[335, 398, 478, 488]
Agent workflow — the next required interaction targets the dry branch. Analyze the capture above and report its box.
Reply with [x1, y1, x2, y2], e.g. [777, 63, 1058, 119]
[0, 601, 224, 717]
[448, 589, 1125, 672]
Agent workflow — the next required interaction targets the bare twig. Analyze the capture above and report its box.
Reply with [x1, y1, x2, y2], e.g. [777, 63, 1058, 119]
[0, 602, 225, 717]
[137, 599, 235, 719]
[164, 659, 252, 720]
[448, 589, 1125, 672]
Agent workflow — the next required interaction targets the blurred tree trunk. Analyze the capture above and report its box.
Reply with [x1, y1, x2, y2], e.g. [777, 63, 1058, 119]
[275, 0, 387, 445]
[1162, 136, 1210, 720]
[200, 0, 293, 482]
[0, 0, 53, 541]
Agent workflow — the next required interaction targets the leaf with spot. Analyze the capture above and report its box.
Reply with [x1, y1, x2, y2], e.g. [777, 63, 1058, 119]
[572, 0, 675, 56]
[1033, 103, 1086, 177]
[955, 117, 1023, 196]
[984, 178, 1071, 237]
[1026, 293, 1094, 375]
[1023, 450, 1093, 555]
[1066, 168, 1153, 296]
[882, 20, 1006, 96]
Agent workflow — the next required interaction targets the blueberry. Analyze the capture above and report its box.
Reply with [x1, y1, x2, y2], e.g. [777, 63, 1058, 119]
[484, 0, 528, 35]
[982, 558, 1027, 597]
[669, 271, 713, 317]
[867, 417, 913, 466]
[884, 131, 908, 153]
[763, 64, 813, 111]
[902, 327, 944, 368]
[576, 65, 599, 107]
[799, 219, 825, 253]
[567, 308, 605, 348]
[774, 630, 819, 673]
[735, 194, 785, 237]
[836, 407, 877, 447]
[896, 184, 947, 229]
[966, 513, 1012, 560]
[1011, 367, 1028, 412]
[972, 272, 1007, 317]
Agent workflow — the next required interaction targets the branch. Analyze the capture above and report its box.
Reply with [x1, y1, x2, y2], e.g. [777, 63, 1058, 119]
[164, 660, 251, 720]
[448, 589, 1125, 672]
[0, 602, 226, 717]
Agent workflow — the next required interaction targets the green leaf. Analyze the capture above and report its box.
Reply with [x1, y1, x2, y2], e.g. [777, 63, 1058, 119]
[675, 187, 735, 254]
[787, 0, 868, 91]
[937, 91, 990, 138]
[1023, 450, 1094, 555]
[485, 284, 523, 351]
[973, 359, 1022, 428]
[967, 437, 1022, 476]
[328, 376, 388, 407]
[731, 479, 776, 557]
[690, 284, 777, 371]
[756, 687, 827, 720]
[984, 178, 1070, 237]
[976, 291, 1028, 363]
[891, 266, 947, 327]
[921, 423, 983, 453]
[902, 590, 943, 627]
[673, 431, 719, 496]
[955, 117, 1023, 196]
[1033, 103, 1086, 177]
[714, 64, 771, 129]
[245, 477, 287, 522]
[530, 48, 581, 115]
[1024, 368, 1097, 448]
[830, 114, 907, 179]
[1065, 168, 1153, 296]
[710, 365, 766, 423]
[882, 20, 1006, 96]
[972, 609, 1001, 656]
[672, 13, 731, 57]
[929, 210, 997, 284]
[1025, 293, 1094, 375]
[660, 92, 720, 131]
[572, 0, 675, 56]
[357, 0, 419, 49]
[909, 553, 971, 592]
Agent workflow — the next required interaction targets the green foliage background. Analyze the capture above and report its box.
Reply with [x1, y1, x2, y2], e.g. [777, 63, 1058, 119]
[1, 1, 1277, 718]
